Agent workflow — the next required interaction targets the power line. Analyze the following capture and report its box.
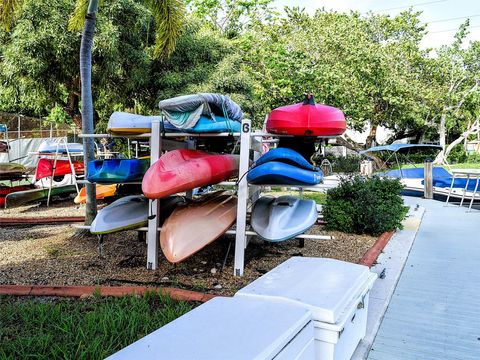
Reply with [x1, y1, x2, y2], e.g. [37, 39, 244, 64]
[423, 14, 480, 24]
[377, 0, 448, 13]
[429, 24, 480, 33]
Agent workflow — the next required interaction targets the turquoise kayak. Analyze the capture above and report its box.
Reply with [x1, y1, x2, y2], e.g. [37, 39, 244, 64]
[87, 158, 149, 184]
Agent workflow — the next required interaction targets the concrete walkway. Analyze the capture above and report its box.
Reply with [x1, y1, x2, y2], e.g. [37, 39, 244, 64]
[367, 198, 480, 360]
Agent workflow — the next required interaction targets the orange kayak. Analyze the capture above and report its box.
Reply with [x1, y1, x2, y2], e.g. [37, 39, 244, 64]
[160, 192, 237, 263]
[142, 149, 239, 199]
[74, 184, 117, 204]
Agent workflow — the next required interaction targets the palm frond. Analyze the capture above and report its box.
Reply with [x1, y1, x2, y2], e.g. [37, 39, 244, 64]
[68, 0, 90, 32]
[147, 0, 185, 59]
[0, 0, 23, 32]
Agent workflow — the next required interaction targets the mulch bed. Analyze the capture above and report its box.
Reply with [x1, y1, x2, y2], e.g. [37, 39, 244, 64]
[0, 212, 376, 296]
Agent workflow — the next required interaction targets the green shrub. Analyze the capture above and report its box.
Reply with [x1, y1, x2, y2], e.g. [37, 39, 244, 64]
[323, 176, 408, 236]
[447, 145, 468, 163]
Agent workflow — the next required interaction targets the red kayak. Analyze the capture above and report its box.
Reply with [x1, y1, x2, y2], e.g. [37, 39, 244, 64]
[35, 158, 84, 181]
[142, 149, 240, 199]
[266, 94, 346, 137]
[0, 185, 36, 207]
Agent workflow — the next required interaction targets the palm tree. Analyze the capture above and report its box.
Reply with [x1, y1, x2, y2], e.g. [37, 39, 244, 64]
[1, 0, 185, 225]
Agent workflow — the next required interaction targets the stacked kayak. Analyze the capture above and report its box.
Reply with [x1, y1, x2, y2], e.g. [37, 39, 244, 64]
[74, 184, 117, 204]
[0, 185, 35, 207]
[5, 185, 77, 208]
[251, 196, 317, 242]
[247, 148, 323, 185]
[107, 112, 178, 134]
[158, 93, 242, 130]
[87, 158, 149, 184]
[266, 94, 346, 137]
[35, 158, 84, 181]
[38, 140, 83, 154]
[160, 192, 237, 263]
[90, 195, 184, 234]
[142, 149, 239, 199]
[0, 163, 27, 180]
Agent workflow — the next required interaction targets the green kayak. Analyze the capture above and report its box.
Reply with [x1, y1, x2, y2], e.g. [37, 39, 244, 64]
[0, 163, 26, 180]
[5, 185, 77, 208]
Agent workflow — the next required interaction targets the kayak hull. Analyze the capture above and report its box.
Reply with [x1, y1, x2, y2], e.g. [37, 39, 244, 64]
[74, 184, 117, 204]
[142, 149, 239, 199]
[87, 158, 149, 184]
[0, 185, 36, 207]
[37, 140, 83, 153]
[247, 161, 323, 185]
[35, 158, 84, 181]
[267, 102, 346, 137]
[5, 185, 77, 208]
[0, 163, 27, 180]
[253, 148, 317, 170]
[160, 192, 237, 263]
[90, 195, 184, 234]
[251, 196, 317, 242]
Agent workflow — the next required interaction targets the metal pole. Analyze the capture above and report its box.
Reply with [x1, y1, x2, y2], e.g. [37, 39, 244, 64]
[146, 121, 162, 270]
[424, 159, 433, 199]
[234, 118, 251, 276]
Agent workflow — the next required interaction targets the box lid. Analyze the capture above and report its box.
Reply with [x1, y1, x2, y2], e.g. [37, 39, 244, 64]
[107, 296, 313, 360]
[236, 257, 374, 324]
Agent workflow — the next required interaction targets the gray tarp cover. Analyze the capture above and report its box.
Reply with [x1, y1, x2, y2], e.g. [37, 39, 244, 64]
[158, 93, 243, 129]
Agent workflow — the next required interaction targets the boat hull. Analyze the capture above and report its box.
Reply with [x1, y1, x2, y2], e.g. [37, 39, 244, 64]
[5, 185, 77, 208]
[251, 196, 317, 242]
[0, 163, 26, 180]
[0, 185, 36, 207]
[160, 192, 237, 263]
[247, 161, 323, 185]
[87, 158, 149, 184]
[266, 102, 346, 137]
[142, 149, 239, 199]
[35, 158, 84, 181]
[74, 184, 117, 204]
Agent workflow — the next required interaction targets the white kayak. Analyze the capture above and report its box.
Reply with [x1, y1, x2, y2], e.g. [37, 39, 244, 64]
[107, 112, 178, 134]
[38, 139, 83, 154]
[251, 196, 317, 242]
[90, 195, 184, 234]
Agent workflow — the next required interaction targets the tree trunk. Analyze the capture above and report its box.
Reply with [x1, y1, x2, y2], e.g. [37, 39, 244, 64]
[80, 1, 99, 226]
[439, 113, 447, 150]
[365, 123, 377, 149]
[434, 119, 479, 164]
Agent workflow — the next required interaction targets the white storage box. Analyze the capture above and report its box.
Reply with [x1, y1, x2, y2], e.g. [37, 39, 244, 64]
[235, 257, 377, 360]
[107, 296, 316, 360]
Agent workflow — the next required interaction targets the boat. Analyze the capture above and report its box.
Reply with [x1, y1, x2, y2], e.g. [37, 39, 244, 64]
[5, 185, 77, 208]
[90, 195, 184, 234]
[248, 162, 323, 185]
[87, 158, 150, 184]
[37, 140, 83, 154]
[251, 196, 317, 242]
[0, 163, 27, 180]
[34, 173, 77, 188]
[74, 184, 117, 204]
[160, 192, 237, 263]
[266, 94, 346, 137]
[142, 149, 240, 199]
[107, 112, 178, 134]
[252, 148, 318, 170]
[184, 115, 241, 133]
[0, 185, 36, 207]
[158, 93, 243, 129]
[35, 158, 84, 181]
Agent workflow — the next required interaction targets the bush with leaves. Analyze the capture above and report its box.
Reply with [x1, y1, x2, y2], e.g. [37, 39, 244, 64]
[323, 176, 408, 236]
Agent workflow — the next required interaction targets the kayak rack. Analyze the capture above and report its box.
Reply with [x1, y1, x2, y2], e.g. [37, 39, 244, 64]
[80, 118, 337, 276]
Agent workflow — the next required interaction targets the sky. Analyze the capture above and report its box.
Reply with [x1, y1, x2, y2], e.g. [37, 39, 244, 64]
[273, 0, 480, 49]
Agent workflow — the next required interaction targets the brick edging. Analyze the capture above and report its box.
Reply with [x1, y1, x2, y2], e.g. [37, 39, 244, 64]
[0, 217, 85, 226]
[0, 285, 216, 302]
[358, 230, 395, 267]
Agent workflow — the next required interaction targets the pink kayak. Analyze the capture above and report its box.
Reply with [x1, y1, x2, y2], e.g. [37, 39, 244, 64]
[142, 149, 239, 199]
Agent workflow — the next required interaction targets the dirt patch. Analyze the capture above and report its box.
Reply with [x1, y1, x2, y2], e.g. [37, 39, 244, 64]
[0, 215, 376, 296]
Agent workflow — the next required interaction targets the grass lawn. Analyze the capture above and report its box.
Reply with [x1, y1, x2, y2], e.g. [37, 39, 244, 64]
[0, 293, 193, 359]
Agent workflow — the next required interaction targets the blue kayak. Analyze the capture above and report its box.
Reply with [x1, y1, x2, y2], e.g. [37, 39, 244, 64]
[247, 161, 323, 185]
[185, 115, 241, 133]
[253, 148, 317, 171]
[87, 158, 149, 184]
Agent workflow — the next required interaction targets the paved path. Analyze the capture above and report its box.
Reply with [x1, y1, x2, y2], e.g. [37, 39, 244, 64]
[368, 198, 480, 360]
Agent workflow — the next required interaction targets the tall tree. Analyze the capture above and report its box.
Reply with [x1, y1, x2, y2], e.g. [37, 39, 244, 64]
[1, 0, 185, 225]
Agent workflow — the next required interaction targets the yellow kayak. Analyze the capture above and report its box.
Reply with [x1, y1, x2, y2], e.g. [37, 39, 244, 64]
[74, 184, 117, 204]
